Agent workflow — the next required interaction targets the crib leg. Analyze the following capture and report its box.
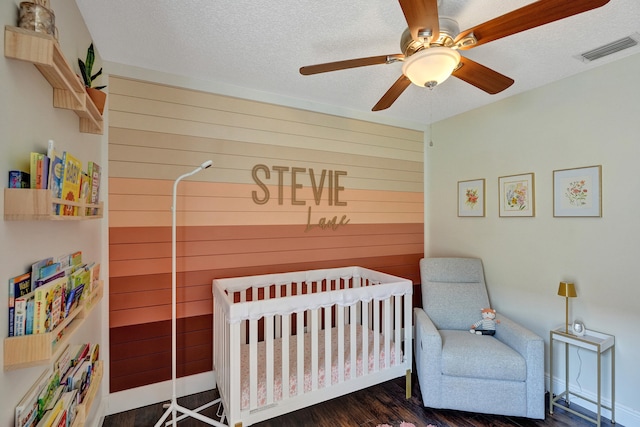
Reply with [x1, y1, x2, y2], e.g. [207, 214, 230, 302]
[405, 369, 411, 399]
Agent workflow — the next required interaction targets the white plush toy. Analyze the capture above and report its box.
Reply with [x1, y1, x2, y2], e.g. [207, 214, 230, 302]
[470, 308, 500, 335]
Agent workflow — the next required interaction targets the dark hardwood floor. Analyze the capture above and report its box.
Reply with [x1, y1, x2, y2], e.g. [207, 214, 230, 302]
[103, 374, 619, 427]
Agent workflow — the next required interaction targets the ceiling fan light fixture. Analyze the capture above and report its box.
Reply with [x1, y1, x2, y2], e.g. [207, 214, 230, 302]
[402, 47, 461, 87]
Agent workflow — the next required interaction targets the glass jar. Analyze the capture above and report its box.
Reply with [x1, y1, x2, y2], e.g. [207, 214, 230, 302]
[18, 2, 56, 38]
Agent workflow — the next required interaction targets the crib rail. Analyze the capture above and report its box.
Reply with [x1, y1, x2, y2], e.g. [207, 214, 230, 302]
[213, 267, 412, 427]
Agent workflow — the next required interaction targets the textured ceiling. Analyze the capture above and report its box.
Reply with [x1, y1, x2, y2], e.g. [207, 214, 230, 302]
[75, 0, 639, 128]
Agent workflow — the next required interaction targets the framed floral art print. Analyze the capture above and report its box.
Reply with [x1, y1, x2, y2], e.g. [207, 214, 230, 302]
[553, 165, 602, 217]
[458, 179, 485, 217]
[498, 173, 535, 217]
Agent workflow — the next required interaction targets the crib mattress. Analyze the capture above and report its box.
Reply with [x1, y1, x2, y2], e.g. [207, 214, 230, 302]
[240, 324, 399, 410]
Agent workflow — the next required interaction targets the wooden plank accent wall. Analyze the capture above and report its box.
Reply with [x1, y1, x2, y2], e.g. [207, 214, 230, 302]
[108, 76, 424, 392]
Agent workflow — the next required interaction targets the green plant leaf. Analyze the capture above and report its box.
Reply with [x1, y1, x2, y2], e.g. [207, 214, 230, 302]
[85, 43, 95, 84]
[78, 59, 89, 87]
[90, 68, 103, 82]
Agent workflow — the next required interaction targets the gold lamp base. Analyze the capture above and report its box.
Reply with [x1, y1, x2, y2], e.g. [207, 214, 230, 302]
[557, 281, 577, 333]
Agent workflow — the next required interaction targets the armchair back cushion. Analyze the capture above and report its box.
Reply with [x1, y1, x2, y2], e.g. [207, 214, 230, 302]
[420, 257, 490, 330]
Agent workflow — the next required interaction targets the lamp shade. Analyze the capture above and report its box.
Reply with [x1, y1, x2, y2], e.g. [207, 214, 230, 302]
[402, 47, 461, 87]
[557, 281, 577, 298]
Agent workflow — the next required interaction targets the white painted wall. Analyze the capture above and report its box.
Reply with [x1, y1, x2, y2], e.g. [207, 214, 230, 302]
[425, 52, 640, 425]
[0, 1, 106, 426]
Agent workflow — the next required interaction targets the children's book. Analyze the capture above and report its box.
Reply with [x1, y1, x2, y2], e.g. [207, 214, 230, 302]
[79, 171, 91, 212]
[15, 367, 52, 427]
[59, 152, 82, 216]
[69, 251, 83, 269]
[14, 291, 34, 337]
[33, 277, 65, 334]
[9, 170, 30, 188]
[58, 390, 78, 427]
[64, 283, 84, 318]
[51, 409, 66, 427]
[25, 293, 35, 335]
[89, 343, 100, 363]
[9, 272, 31, 336]
[36, 155, 50, 190]
[35, 398, 63, 427]
[65, 359, 90, 392]
[89, 263, 101, 293]
[29, 152, 41, 189]
[54, 345, 73, 379]
[87, 161, 101, 215]
[31, 257, 54, 291]
[38, 263, 60, 280]
[37, 369, 61, 420]
[33, 270, 65, 291]
[48, 154, 64, 214]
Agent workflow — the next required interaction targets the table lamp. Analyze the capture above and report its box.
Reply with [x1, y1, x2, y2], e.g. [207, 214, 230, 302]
[557, 281, 577, 333]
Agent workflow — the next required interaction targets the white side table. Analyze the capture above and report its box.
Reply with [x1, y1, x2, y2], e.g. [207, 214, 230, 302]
[549, 327, 615, 426]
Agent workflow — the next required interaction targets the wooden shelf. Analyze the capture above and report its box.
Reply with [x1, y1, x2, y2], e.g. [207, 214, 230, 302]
[71, 360, 103, 427]
[3, 281, 103, 371]
[4, 26, 104, 135]
[4, 189, 103, 221]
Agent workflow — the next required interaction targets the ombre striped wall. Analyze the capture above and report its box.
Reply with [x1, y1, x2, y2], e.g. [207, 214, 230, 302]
[108, 76, 424, 392]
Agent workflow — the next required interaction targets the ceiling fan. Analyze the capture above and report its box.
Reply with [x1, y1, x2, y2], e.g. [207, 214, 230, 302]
[299, 0, 611, 111]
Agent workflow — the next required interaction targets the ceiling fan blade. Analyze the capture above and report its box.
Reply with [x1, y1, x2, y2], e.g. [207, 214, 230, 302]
[300, 54, 403, 75]
[452, 56, 514, 94]
[372, 75, 412, 111]
[455, 0, 610, 49]
[398, 0, 440, 41]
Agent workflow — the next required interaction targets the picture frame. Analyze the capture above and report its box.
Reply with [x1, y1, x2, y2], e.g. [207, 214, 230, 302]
[553, 165, 602, 217]
[458, 179, 485, 217]
[498, 173, 535, 217]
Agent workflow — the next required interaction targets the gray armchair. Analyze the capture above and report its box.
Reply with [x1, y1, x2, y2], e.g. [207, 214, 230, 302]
[414, 257, 545, 419]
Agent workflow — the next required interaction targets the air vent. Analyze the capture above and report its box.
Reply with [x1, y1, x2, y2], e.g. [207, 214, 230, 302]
[577, 33, 640, 63]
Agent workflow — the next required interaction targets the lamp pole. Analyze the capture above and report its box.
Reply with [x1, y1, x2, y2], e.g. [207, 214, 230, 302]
[154, 160, 226, 427]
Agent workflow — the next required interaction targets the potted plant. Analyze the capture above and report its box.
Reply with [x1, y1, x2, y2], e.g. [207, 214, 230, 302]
[78, 43, 106, 114]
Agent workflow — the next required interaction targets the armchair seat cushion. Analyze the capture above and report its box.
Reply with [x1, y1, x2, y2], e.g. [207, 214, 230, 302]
[441, 330, 526, 382]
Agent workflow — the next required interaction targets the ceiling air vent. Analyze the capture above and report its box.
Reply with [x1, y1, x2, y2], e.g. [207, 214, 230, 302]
[577, 33, 640, 63]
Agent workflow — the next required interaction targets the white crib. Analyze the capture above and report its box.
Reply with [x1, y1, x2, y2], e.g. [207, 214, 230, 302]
[212, 266, 413, 427]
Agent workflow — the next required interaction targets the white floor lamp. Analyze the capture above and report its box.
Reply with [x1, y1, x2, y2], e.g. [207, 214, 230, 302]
[154, 160, 226, 427]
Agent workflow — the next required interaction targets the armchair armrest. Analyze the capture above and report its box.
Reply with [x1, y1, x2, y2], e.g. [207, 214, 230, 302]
[495, 314, 545, 419]
[494, 314, 543, 359]
[414, 307, 442, 350]
[413, 308, 444, 405]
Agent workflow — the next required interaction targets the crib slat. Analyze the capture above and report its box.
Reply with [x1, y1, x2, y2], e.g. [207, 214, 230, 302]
[361, 300, 369, 376]
[384, 297, 391, 369]
[249, 318, 258, 409]
[337, 306, 345, 383]
[281, 314, 290, 400]
[324, 307, 332, 387]
[349, 305, 357, 379]
[373, 300, 380, 372]
[394, 296, 402, 366]
[240, 290, 247, 345]
[310, 308, 319, 391]
[296, 310, 304, 396]
[265, 315, 274, 404]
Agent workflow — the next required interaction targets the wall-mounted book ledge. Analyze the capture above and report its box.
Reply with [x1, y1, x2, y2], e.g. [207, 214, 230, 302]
[4, 189, 103, 221]
[4, 281, 103, 371]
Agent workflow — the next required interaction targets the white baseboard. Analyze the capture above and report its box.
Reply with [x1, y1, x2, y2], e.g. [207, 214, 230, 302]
[104, 371, 217, 416]
[547, 374, 639, 426]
